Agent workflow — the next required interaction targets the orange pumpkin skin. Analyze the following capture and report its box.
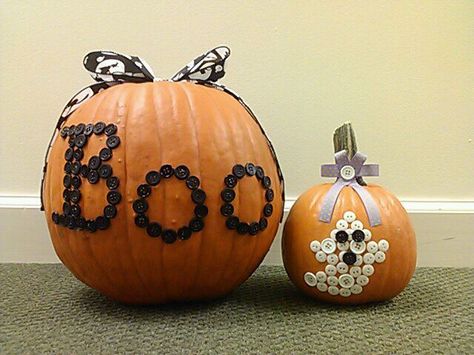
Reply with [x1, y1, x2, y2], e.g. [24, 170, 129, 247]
[282, 183, 416, 304]
[43, 81, 283, 304]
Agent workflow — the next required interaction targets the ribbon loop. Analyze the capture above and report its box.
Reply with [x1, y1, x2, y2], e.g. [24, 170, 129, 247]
[319, 150, 381, 227]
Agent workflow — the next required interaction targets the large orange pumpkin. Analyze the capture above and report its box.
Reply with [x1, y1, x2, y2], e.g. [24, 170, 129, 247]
[41, 47, 284, 304]
[282, 126, 416, 304]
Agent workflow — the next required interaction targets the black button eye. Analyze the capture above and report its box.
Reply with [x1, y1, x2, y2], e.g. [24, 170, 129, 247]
[336, 230, 349, 243]
[342, 252, 357, 265]
[352, 229, 365, 242]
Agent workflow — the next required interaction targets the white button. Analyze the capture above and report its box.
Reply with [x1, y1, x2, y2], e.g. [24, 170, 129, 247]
[363, 229, 372, 241]
[304, 272, 317, 286]
[316, 271, 327, 283]
[337, 242, 350, 251]
[350, 266, 362, 278]
[343, 211, 356, 223]
[356, 275, 370, 286]
[321, 238, 337, 254]
[310, 240, 321, 253]
[375, 251, 386, 263]
[317, 282, 328, 292]
[340, 288, 352, 297]
[327, 275, 339, 286]
[338, 251, 347, 261]
[336, 219, 349, 230]
[315, 251, 327, 262]
[336, 262, 348, 274]
[362, 264, 375, 276]
[340, 165, 355, 180]
[325, 264, 337, 276]
[367, 241, 379, 253]
[350, 284, 363, 295]
[327, 254, 339, 265]
[328, 286, 339, 295]
[354, 254, 363, 266]
[350, 241, 366, 254]
[351, 220, 364, 230]
[330, 229, 339, 240]
[363, 253, 375, 264]
[339, 274, 355, 288]
[378, 239, 390, 252]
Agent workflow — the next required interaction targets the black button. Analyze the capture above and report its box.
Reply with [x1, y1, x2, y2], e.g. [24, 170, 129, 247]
[192, 189, 207, 204]
[87, 170, 99, 184]
[220, 203, 234, 217]
[137, 184, 151, 198]
[259, 217, 268, 231]
[194, 204, 208, 218]
[80, 164, 89, 178]
[133, 198, 148, 213]
[134, 214, 149, 228]
[107, 191, 122, 205]
[74, 123, 85, 135]
[226, 216, 239, 230]
[224, 174, 238, 188]
[60, 127, 69, 138]
[255, 166, 264, 180]
[73, 149, 84, 161]
[98, 164, 112, 179]
[70, 204, 81, 217]
[64, 162, 72, 174]
[175, 165, 190, 180]
[63, 189, 71, 202]
[189, 218, 204, 232]
[71, 176, 81, 189]
[88, 156, 101, 170]
[63, 202, 71, 215]
[335, 230, 349, 243]
[63, 175, 72, 188]
[66, 216, 76, 229]
[87, 220, 97, 233]
[146, 223, 162, 237]
[99, 147, 112, 161]
[186, 176, 200, 190]
[67, 125, 76, 136]
[249, 222, 260, 235]
[84, 123, 94, 136]
[220, 188, 235, 202]
[68, 137, 75, 148]
[160, 164, 174, 178]
[262, 176, 271, 188]
[162, 230, 177, 244]
[58, 214, 66, 226]
[237, 222, 249, 235]
[93, 122, 106, 135]
[106, 135, 120, 149]
[104, 123, 117, 136]
[145, 171, 160, 186]
[343, 252, 357, 265]
[77, 217, 87, 229]
[352, 230, 365, 242]
[103, 204, 117, 219]
[263, 203, 273, 217]
[71, 162, 81, 175]
[96, 216, 110, 230]
[265, 189, 274, 202]
[106, 176, 120, 190]
[64, 148, 74, 161]
[178, 226, 192, 240]
[70, 189, 81, 203]
[232, 164, 245, 178]
[52, 212, 60, 224]
[74, 134, 87, 148]
[245, 163, 256, 176]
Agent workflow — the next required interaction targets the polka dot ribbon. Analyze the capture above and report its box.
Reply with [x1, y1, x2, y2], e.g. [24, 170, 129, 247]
[57, 46, 231, 128]
[319, 150, 381, 226]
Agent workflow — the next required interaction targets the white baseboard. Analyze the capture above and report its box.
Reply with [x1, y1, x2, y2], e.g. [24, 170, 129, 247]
[1, 195, 473, 266]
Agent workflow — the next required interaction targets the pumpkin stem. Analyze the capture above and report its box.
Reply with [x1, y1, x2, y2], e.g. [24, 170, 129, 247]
[333, 122, 367, 186]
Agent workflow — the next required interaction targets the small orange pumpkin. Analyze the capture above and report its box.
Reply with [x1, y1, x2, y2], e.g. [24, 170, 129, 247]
[41, 47, 284, 304]
[282, 124, 416, 304]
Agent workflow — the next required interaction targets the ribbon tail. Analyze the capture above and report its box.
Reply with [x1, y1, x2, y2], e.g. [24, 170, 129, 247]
[319, 181, 346, 223]
[351, 184, 381, 227]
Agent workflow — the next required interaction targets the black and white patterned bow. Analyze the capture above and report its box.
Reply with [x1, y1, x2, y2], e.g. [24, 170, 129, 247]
[57, 46, 231, 127]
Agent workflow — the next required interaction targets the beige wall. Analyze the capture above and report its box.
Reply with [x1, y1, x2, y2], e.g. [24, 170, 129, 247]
[1, 0, 473, 200]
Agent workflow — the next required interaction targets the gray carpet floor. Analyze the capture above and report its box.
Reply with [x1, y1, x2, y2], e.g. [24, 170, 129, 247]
[1, 264, 473, 354]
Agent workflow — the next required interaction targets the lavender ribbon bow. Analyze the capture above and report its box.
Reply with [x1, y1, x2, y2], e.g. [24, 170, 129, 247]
[319, 150, 381, 227]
